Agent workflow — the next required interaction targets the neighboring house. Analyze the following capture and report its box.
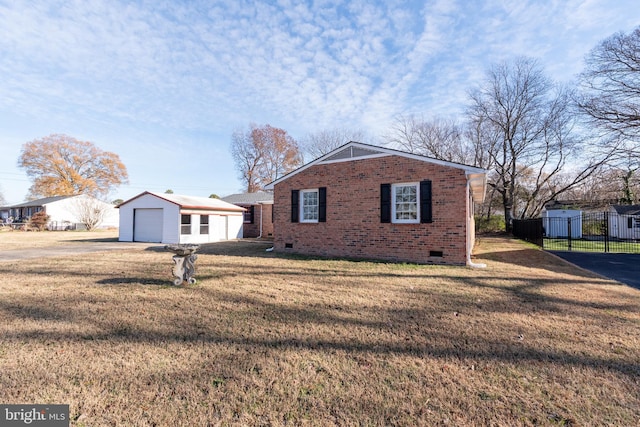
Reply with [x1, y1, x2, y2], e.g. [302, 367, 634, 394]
[117, 191, 245, 244]
[0, 195, 119, 229]
[609, 204, 640, 240]
[541, 209, 583, 238]
[221, 192, 274, 238]
[264, 142, 487, 266]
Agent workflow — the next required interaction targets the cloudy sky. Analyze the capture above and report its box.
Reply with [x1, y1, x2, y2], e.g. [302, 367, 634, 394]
[1, 0, 638, 204]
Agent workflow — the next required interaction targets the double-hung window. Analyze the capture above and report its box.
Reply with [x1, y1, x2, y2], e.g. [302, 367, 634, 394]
[181, 214, 191, 234]
[200, 215, 209, 234]
[243, 206, 254, 224]
[291, 188, 326, 223]
[301, 189, 319, 223]
[381, 180, 431, 224]
[392, 183, 419, 224]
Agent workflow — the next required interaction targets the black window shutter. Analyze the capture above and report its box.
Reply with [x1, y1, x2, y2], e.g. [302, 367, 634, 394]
[628, 217, 633, 229]
[249, 205, 255, 224]
[291, 190, 299, 223]
[420, 180, 432, 223]
[318, 187, 327, 222]
[380, 183, 391, 223]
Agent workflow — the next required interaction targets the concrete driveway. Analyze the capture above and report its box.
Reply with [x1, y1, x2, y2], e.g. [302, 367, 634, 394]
[0, 241, 160, 262]
[549, 251, 640, 290]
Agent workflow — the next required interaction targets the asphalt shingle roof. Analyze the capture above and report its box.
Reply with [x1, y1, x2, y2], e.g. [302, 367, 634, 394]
[221, 192, 274, 205]
[611, 204, 640, 215]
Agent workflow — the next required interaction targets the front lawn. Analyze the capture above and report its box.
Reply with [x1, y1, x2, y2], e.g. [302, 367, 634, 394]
[0, 233, 638, 426]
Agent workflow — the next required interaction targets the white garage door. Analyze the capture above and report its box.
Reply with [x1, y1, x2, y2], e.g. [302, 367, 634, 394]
[134, 209, 163, 242]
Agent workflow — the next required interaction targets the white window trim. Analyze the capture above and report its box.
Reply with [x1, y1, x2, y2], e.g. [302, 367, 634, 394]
[392, 182, 420, 224]
[199, 215, 209, 235]
[180, 214, 192, 235]
[243, 207, 253, 224]
[300, 188, 319, 223]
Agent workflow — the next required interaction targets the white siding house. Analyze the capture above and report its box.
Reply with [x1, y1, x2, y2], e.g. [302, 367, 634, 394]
[609, 205, 640, 240]
[1, 195, 118, 229]
[117, 192, 245, 244]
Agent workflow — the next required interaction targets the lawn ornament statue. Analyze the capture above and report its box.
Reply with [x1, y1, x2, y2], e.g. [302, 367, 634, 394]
[164, 244, 200, 285]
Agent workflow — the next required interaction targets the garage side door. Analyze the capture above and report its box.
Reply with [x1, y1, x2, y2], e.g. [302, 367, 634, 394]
[134, 208, 163, 242]
[213, 215, 228, 241]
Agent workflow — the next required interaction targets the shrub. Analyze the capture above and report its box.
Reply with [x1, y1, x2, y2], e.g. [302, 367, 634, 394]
[475, 215, 506, 233]
[27, 211, 50, 231]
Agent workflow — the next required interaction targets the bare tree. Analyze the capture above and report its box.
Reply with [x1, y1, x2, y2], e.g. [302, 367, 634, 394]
[577, 27, 640, 142]
[231, 124, 303, 192]
[0, 186, 6, 206]
[71, 196, 111, 231]
[254, 125, 302, 187]
[231, 127, 262, 193]
[563, 164, 640, 205]
[300, 128, 368, 161]
[612, 151, 640, 204]
[468, 57, 608, 230]
[386, 115, 480, 165]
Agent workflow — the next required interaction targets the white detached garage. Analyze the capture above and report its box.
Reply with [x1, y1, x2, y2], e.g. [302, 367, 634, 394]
[117, 192, 245, 244]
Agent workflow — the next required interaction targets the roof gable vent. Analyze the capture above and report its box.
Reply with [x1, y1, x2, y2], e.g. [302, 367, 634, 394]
[323, 146, 385, 162]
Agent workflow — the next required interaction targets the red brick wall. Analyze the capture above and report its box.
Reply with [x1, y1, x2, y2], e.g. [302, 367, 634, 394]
[240, 204, 274, 238]
[273, 155, 470, 265]
[260, 204, 274, 237]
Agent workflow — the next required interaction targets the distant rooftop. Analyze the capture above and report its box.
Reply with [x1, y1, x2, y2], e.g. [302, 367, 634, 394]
[611, 204, 640, 215]
[3, 195, 77, 209]
[221, 192, 273, 205]
[544, 200, 613, 211]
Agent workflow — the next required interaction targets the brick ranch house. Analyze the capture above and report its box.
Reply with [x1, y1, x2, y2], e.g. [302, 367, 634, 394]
[264, 142, 487, 266]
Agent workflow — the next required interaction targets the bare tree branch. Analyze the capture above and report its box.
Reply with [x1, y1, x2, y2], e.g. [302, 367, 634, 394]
[577, 27, 640, 141]
[300, 128, 369, 162]
[467, 57, 608, 229]
[231, 124, 302, 192]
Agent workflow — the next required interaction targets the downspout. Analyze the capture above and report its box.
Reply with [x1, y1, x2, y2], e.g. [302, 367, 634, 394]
[258, 203, 263, 238]
[466, 178, 486, 268]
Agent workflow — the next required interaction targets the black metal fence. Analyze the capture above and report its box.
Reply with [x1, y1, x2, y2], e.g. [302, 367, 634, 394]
[513, 212, 640, 254]
[512, 218, 543, 247]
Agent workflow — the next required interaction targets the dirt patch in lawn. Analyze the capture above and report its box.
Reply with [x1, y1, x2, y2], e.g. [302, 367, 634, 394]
[0, 234, 638, 426]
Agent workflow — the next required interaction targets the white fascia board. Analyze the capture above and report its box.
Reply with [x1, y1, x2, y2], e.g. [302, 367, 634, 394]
[264, 141, 488, 189]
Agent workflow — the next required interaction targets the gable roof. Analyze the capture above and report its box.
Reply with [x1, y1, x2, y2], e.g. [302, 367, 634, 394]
[544, 200, 613, 211]
[4, 195, 79, 209]
[264, 141, 488, 201]
[221, 192, 274, 205]
[611, 204, 640, 215]
[117, 191, 245, 212]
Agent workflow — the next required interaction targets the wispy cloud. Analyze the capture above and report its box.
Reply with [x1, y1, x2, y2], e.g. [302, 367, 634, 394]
[0, 0, 638, 202]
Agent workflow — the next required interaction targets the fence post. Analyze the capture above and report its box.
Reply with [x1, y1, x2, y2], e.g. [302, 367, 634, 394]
[567, 217, 572, 251]
[604, 212, 609, 253]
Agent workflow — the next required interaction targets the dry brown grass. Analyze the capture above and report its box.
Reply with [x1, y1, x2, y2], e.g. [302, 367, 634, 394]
[0, 232, 638, 426]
